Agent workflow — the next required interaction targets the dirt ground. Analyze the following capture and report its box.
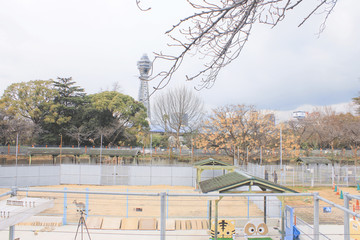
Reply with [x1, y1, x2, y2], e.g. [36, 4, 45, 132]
[285, 186, 360, 224]
[1, 184, 358, 226]
[1, 185, 265, 224]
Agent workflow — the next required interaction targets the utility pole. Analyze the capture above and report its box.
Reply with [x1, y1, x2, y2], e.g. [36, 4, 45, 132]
[15, 133, 19, 187]
[100, 134, 103, 166]
[15, 133, 19, 166]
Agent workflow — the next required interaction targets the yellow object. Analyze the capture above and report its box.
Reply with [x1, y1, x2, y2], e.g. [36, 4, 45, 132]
[350, 219, 360, 240]
[210, 220, 235, 239]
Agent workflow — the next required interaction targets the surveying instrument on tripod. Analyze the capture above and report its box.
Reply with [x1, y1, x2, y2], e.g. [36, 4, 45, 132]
[74, 209, 91, 240]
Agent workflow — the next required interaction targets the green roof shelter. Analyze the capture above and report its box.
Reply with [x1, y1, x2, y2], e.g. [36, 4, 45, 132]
[199, 171, 297, 193]
[28, 147, 83, 165]
[193, 158, 236, 189]
[296, 157, 332, 165]
[199, 171, 297, 239]
[27, 147, 140, 165]
[86, 148, 140, 164]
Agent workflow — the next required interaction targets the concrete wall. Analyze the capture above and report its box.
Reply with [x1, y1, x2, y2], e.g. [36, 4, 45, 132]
[0, 165, 226, 187]
[0, 165, 60, 187]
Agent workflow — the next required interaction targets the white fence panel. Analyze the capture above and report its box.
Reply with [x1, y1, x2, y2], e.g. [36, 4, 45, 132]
[0, 165, 60, 187]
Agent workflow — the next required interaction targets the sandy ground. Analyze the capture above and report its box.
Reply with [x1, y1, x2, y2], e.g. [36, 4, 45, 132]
[2, 185, 264, 224]
[2, 185, 358, 224]
[0, 224, 286, 240]
[0, 185, 281, 239]
[0, 225, 209, 240]
[285, 186, 360, 224]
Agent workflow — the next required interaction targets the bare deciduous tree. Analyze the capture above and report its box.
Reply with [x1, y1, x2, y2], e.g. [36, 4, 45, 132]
[0, 108, 36, 145]
[138, 0, 337, 90]
[153, 86, 205, 147]
[65, 126, 94, 147]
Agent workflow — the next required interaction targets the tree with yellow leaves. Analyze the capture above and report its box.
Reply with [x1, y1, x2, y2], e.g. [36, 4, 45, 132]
[197, 105, 273, 164]
[197, 104, 299, 164]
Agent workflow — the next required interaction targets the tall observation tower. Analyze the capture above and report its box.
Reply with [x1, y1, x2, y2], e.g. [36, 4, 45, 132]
[137, 54, 151, 121]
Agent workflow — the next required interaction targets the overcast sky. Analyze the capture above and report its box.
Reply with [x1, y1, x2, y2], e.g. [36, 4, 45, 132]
[1, 0, 359, 121]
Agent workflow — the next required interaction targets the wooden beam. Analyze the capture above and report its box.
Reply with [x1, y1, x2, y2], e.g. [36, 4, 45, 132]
[195, 166, 235, 171]
[0, 197, 54, 230]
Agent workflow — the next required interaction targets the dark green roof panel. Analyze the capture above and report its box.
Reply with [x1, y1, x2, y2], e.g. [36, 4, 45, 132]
[199, 171, 297, 193]
[193, 158, 232, 166]
[297, 157, 331, 165]
[28, 147, 83, 155]
[87, 149, 140, 156]
[200, 172, 248, 193]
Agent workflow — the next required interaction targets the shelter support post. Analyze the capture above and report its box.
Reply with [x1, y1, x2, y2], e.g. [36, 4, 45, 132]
[264, 196, 267, 224]
[313, 192, 319, 240]
[344, 193, 350, 240]
[215, 199, 219, 240]
[29, 155, 32, 165]
[214, 197, 223, 240]
[160, 192, 166, 240]
[208, 200, 212, 230]
[196, 169, 204, 189]
[281, 196, 285, 240]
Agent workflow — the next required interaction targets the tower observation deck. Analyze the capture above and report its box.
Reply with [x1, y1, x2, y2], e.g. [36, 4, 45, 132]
[137, 54, 151, 121]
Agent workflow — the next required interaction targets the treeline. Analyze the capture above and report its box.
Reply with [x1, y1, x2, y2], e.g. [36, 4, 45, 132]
[0, 77, 149, 147]
[287, 107, 360, 152]
[1, 78, 360, 163]
[195, 104, 360, 163]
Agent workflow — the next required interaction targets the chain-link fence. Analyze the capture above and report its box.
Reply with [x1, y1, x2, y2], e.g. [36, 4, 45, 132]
[243, 163, 360, 187]
[0, 187, 356, 240]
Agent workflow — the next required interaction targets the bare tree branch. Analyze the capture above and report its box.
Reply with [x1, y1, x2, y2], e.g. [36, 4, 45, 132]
[136, 0, 151, 11]
[143, 0, 338, 92]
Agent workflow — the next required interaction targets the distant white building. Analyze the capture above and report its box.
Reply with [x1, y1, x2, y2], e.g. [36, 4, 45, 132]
[293, 111, 306, 119]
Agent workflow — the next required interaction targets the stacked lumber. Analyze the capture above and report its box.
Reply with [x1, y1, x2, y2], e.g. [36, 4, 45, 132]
[18, 216, 62, 227]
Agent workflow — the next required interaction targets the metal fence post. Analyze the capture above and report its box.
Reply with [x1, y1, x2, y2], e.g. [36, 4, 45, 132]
[313, 192, 319, 240]
[166, 190, 169, 219]
[9, 187, 17, 240]
[344, 193, 350, 240]
[247, 196, 250, 219]
[63, 187, 67, 225]
[160, 192, 166, 240]
[9, 225, 14, 240]
[85, 188, 89, 220]
[126, 188, 129, 218]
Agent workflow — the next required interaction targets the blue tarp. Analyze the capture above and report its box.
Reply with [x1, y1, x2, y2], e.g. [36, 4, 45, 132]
[293, 225, 300, 239]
